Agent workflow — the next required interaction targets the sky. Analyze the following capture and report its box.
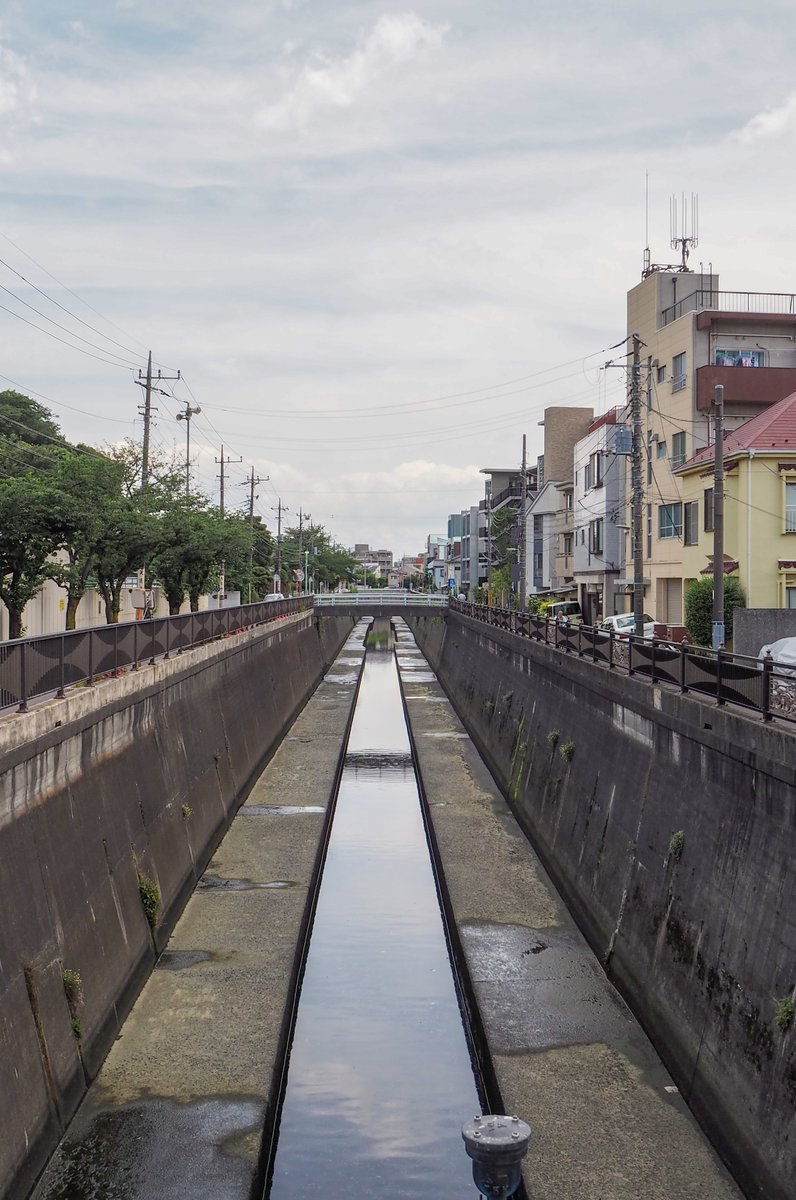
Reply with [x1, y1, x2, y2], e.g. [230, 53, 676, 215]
[1, 2, 796, 559]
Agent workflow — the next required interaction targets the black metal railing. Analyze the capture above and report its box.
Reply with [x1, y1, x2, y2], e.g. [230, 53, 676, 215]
[0, 597, 312, 714]
[448, 599, 794, 725]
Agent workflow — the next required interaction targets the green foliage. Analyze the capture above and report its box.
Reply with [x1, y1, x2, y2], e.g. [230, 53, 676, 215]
[62, 968, 84, 1014]
[560, 740, 575, 763]
[137, 873, 161, 928]
[181, 804, 193, 821]
[668, 830, 685, 861]
[684, 575, 746, 646]
[775, 995, 794, 1033]
[547, 729, 560, 748]
[71, 1018, 83, 1040]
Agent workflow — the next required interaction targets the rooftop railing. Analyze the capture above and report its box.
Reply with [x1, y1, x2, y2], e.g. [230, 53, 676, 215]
[661, 289, 796, 327]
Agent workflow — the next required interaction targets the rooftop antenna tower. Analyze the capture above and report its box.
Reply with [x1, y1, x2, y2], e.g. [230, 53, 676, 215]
[643, 170, 651, 276]
[670, 192, 698, 271]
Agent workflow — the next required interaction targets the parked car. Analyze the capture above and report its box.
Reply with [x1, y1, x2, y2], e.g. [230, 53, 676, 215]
[546, 600, 582, 623]
[758, 637, 796, 677]
[599, 613, 656, 639]
[265, 592, 285, 602]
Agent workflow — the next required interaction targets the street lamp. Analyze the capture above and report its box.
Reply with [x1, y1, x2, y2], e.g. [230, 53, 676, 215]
[175, 402, 201, 496]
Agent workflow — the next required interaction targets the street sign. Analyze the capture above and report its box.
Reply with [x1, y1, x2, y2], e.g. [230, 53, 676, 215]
[294, 568, 305, 582]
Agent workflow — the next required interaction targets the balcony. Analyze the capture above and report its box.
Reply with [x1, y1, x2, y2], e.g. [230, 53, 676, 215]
[695, 365, 796, 412]
[662, 289, 796, 327]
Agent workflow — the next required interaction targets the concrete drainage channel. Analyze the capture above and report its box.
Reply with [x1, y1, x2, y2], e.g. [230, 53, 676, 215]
[28, 618, 746, 1200]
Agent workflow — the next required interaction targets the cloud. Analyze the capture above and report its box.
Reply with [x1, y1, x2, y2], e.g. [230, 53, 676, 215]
[0, 44, 36, 122]
[733, 92, 796, 143]
[257, 11, 448, 132]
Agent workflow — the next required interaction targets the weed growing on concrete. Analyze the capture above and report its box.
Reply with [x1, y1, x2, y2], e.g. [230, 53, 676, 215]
[668, 830, 685, 861]
[137, 873, 161, 929]
[365, 630, 389, 648]
[503, 691, 513, 706]
[775, 995, 794, 1033]
[484, 697, 495, 714]
[71, 1018, 82, 1040]
[62, 969, 83, 1015]
[560, 740, 575, 763]
[181, 804, 193, 821]
[547, 729, 560, 749]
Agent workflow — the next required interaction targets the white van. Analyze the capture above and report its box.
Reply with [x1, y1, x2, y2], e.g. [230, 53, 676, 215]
[546, 600, 582, 623]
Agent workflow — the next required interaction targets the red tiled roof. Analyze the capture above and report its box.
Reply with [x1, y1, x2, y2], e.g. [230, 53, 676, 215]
[679, 389, 796, 470]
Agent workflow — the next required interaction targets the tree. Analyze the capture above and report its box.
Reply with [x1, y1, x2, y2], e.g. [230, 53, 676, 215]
[0, 390, 63, 472]
[151, 504, 250, 614]
[684, 575, 746, 646]
[47, 448, 127, 629]
[0, 470, 68, 638]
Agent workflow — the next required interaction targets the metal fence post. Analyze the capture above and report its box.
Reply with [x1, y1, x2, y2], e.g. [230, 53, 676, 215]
[762, 651, 773, 721]
[56, 634, 66, 698]
[716, 648, 725, 705]
[132, 621, 139, 671]
[17, 641, 28, 713]
[87, 629, 95, 685]
[112, 624, 120, 676]
[608, 628, 615, 669]
[650, 636, 657, 684]
[680, 642, 687, 693]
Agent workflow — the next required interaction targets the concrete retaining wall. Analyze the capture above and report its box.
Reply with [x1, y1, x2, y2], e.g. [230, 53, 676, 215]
[0, 610, 354, 1200]
[408, 610, 796, 1200]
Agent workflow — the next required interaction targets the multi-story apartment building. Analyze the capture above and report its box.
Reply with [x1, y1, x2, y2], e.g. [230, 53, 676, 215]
[460, 504, 487, 599]
[572, 408, 628, 624]
[522, 407, 594, 604]
[676, 390, 796, 609]
[626, 266, 796, 622]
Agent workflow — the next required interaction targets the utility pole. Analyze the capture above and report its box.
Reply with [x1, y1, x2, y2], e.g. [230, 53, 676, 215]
[486, 484, 492, 604]
[631, 332, 645, 631]
[712, 383, 725, 649]
[298, 509, 310, 594]
[176, 401, 201, 496]
[519, 434, 528, 611]
[272, 499, 289, 593]
[135, 352, 180, 488]
[215, 446, 242, 609]
[242, 468, 268, 604]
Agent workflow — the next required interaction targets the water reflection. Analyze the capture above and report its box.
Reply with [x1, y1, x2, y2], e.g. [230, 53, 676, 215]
[266, 648, 480, 1199]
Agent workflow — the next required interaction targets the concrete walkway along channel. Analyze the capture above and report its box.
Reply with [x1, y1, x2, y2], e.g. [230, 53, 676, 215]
[29, 618, 744, 1199]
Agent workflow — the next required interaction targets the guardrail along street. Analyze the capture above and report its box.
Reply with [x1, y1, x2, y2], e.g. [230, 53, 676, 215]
[0, 596, 311, 714]
[449, 599, 795, 725]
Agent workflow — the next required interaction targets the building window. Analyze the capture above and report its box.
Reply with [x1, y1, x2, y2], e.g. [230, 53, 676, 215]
[787, 586, 796, 608]
[715, 348, 765, 367]
[672, 351, 687, 392]
[646, 504, 652, 559]
[589, 518, 604, 555]
[659, 503, 683, 539]
[565, 490, 573, 510]
[656, 440, 666, 459]
[684, 501, 698, 545]
[704, 487, 714, 532]
[563, 533, 573, 556]
[657, 364, 666, 383]
[589, 451, 604, 487]
[584, 462, 591, 490]
[786, 481, 796, 533]
[671, 431, 686, 468]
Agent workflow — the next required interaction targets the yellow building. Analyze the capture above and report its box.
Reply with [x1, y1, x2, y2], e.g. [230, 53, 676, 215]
[675, 390, 796, 609]
[625, 266, 796, 623]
